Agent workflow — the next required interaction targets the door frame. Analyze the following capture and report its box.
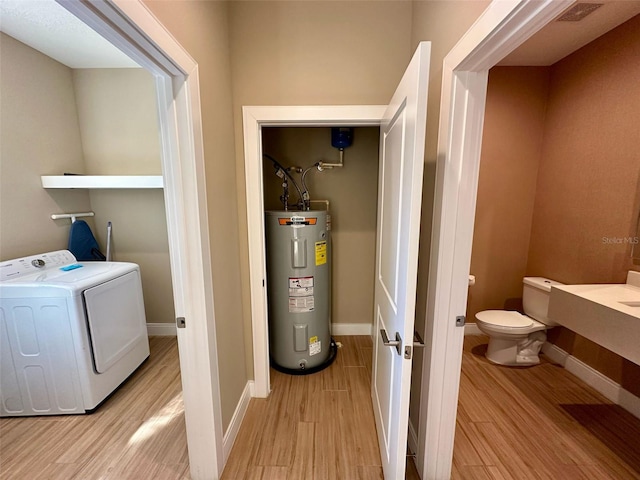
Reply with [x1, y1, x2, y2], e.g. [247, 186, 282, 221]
[59, 1, 224, 478]
[416, 0, 574, 478]
[243, 105, 386, 397]
[53, 0, 581, 478]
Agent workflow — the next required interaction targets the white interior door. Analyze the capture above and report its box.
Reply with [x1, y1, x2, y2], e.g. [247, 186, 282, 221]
[372, 42, 430, 479]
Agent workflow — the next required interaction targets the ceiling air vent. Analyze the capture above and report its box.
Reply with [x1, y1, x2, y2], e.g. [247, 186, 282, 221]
[557, 3, 603, 22]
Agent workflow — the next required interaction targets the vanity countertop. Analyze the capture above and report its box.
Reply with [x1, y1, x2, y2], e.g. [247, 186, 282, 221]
[549, 271, 640, 366]
[551, 282, 640, 319]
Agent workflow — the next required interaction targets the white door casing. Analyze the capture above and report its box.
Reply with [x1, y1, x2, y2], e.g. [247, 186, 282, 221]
[417, 1, 574, 479]
[56, 1, 224, 478]
[242, 106, 386, 397]
[372, 42, 430, 480]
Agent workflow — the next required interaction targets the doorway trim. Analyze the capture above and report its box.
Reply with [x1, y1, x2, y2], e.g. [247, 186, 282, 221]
[59, 1, 224, 478]
[243, 105, 386, 397]
[416, 0, 574, 478]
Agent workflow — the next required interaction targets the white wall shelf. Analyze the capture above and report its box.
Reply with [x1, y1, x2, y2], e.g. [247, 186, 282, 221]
[41, 175, 163, 189]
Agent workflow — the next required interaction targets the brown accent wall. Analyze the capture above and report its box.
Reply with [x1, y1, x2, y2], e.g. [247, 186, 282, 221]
[527, 14, 640, 284]
[467, 67, 550, 320]
[472, 15, 640, 397]
[527, 14, 640, 396]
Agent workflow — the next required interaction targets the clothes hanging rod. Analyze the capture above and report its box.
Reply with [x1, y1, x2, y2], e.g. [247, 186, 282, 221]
[51, 212, 94, 223]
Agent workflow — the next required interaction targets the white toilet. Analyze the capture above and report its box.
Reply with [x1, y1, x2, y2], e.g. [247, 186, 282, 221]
[475, 277, 563, 366]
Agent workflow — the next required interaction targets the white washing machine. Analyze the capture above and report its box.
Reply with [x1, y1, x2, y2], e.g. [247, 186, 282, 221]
[0, 250, 150, 416]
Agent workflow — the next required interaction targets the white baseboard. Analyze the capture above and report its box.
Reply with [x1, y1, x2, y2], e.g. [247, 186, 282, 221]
[407, 419, 419, 457]
[542, 342, 640, 420]
[146, 322, 177, 336]
[223, 380, 254, 463]
[331, 323, 372, 336]
[540, 341, 569, 365]
[464, 323, 482, 336]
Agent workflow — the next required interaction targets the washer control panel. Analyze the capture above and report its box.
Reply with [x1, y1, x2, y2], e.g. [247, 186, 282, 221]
[0, 250, 77, 282]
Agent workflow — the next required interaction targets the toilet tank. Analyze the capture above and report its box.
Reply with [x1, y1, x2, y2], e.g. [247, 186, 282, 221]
[522, 277, 564, 326]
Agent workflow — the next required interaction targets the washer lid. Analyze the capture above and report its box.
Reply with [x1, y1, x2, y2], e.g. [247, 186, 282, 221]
[476, 310, 534, 328]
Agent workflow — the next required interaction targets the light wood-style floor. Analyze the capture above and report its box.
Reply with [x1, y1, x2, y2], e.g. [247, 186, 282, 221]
[3, 335, 640, 480]
[221, 335, 394, 479]
[453, 335, 640, 479]
[0, 336, 189, 479]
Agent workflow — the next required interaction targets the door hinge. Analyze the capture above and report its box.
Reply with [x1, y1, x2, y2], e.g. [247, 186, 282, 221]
[177, 317, 186, 328]
[456, 315, 465, 327]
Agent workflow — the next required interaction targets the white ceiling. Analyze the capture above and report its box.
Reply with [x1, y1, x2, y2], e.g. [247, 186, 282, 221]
[0, 0, 138, 68]
[1, 1, 639, 69]
[500, 1, 640, 66]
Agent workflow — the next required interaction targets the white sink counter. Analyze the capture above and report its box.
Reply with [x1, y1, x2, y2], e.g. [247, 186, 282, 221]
[548, 271, 640, 366]
[553, 283, 640, 318]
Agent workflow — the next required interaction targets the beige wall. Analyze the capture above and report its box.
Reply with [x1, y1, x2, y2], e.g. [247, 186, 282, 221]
[0, 38, 174, 325]
[228, 1, 492, 442]
[229, 1, 413, 106]
[1, 0, 498, 446]
[0, 33, 92, 260]
[85, 1, 640, 456]
[227, 0, 490, 437]
[467, 67, 550, 319]
[262, 127, 379, 326]
[229, 0, 414, 376]
[408, 0, 491, 439]
[411, 0, 493, 326]
[143, 0, 247, 433]
[72, 69, 161, 175]
[528, 15, 640, 396]
[72, 69, 174, 325]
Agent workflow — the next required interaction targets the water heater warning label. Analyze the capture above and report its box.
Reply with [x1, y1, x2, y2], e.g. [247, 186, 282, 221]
[309, 337, 321, 356]
[289, 276, 314, 296]
[289, 296, 314, 313]
[315, 241, 327, 266]
[289, 277, 314, 312]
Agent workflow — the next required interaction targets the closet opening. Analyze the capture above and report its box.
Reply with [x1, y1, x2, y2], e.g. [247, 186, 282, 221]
[261, 126, 380, 373]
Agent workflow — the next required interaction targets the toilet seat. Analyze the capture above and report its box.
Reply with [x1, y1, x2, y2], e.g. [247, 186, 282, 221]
[471, 276, 562, 366]
[476, 310, 533, 329]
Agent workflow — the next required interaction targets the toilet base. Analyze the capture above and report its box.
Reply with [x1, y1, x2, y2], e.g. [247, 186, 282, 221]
[485, 331, 546, 366]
